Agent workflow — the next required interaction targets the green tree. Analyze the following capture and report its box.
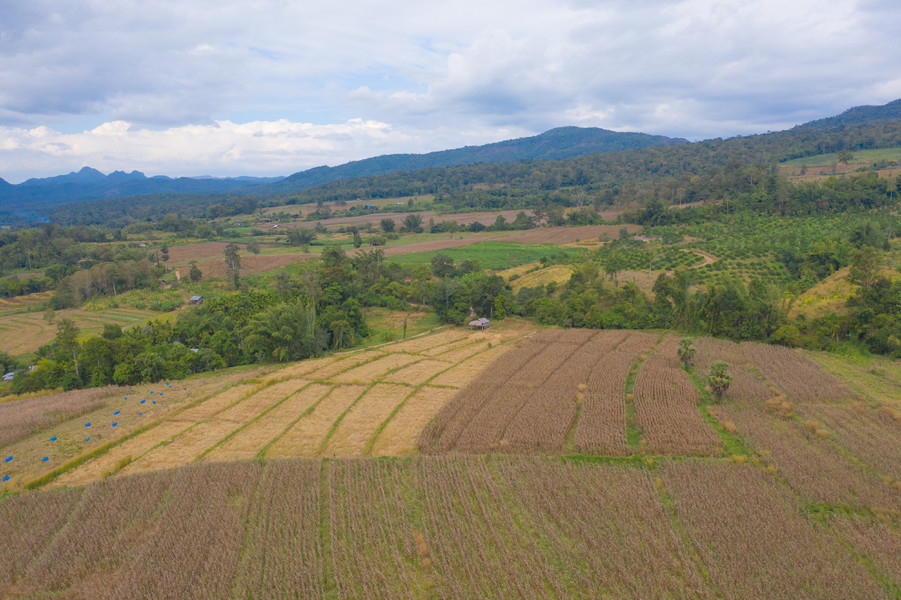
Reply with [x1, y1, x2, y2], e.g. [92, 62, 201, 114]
[837, 149, 854, 165]
[604, 250, 626, 287]
[708, 361, 732, 402]
[287, 227, 316, 248]
[380, 218, 396, 233]
[402, 213, 424, 233]
[224, 243, 241, 288]
[848, 245, 883, 291]
[188, 261, 202, 282]
[677, 337, 696, 370]
[247, 241, 261, 254]
[56, 318, 81, 380]
[243, 300, 326, 362]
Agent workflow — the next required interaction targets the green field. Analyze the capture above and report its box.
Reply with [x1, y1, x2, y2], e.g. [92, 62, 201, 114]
[386, 241, 583, 269]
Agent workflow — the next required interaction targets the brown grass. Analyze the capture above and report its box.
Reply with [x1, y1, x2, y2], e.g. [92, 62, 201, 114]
[265, 385, 366, 458]
[371, 386, 459, 457]
[322, 383, 411, 457]
[202, 382, 332, 463]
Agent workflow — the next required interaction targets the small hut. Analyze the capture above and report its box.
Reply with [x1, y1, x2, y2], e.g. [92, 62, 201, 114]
[467, 317, 490, 330]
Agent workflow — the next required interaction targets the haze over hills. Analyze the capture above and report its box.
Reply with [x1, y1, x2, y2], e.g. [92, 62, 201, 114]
[3, 99, 901, 226]
[0, 127, 686, 220]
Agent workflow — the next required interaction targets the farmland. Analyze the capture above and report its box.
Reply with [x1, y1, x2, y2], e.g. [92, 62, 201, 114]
[2, 325, 901, 598]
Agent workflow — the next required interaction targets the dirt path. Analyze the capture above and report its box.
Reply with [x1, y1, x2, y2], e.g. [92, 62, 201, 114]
[683, 249, 718, 269]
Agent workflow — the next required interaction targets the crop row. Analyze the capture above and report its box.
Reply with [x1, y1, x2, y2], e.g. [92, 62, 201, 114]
[3, 456, 894, 599]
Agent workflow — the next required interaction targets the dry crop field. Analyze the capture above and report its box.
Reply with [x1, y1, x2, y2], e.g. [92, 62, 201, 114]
[0, 306, 158, 355]
[2, 325, 901, 598]
[1, 456, 897, 599]
[0, 321, 531, 492]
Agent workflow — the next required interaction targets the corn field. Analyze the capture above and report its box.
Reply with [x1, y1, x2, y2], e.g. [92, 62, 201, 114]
[2, 455, 898, 599]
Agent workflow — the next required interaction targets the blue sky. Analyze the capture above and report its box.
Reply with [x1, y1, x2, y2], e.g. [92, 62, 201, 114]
[1, 0, 899, 183]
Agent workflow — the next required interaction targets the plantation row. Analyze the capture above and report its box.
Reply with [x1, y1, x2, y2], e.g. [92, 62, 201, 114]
[1, 456, 896, 599]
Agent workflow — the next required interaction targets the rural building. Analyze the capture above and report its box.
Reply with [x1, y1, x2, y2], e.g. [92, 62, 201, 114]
[2, 372, 14, 382]
[468, 317, 491, 330]
[189, 295, 204, 304]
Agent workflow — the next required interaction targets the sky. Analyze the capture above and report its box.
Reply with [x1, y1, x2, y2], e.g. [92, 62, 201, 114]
[1, 0, 900, 183]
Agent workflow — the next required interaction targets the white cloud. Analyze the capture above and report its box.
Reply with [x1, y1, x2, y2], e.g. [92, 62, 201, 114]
[1, 0, 900, 181]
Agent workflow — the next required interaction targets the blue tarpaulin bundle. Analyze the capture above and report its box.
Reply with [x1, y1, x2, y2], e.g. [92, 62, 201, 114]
[86, 437, 91, 442]
[2, 475, 9, 482]
[4, 456, 11, 463]
[50, 436, 57, 441]
[85, 422, 91, 427]
[42, 457, 49, 462]
[114, 410, 120, 415]
[140, 399, 146, 404]
[112, 422, 118, 427]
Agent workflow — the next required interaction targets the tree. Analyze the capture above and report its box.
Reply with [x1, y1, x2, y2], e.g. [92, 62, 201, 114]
[848, 245, 883, 291]
[402, 213, 423, 233]
[56, 318, 81, 380]
[708, 361, 732, 402]
[224, 243, 241, 288]
[604, 250, 626, 287]
[243, 300, 326, 362]
[677, 337, 696, 370]
[837, 149, 854, 166]
[188, 261, 202, 282]
[380, 218, 396, 233]
[247, 241, 261, 255]
[287, 227, 316, 248]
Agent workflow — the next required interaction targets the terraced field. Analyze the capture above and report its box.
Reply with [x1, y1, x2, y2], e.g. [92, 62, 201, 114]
[0, 306, 160, 355]
[3, 324, 901, 599]
[0, 320, 532, 491]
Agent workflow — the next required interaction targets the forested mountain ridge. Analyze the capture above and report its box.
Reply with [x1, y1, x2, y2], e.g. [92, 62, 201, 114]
[15, 99, 901, 226]
[264, 126, 688, 193]
[0, 167, 282, 215]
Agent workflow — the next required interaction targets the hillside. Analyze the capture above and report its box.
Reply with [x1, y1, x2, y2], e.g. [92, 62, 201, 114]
[0, 167, 282, 216]
[1, 326, 900, 598]
[0, 127, 684, 225]
[265, 126, 688, 193]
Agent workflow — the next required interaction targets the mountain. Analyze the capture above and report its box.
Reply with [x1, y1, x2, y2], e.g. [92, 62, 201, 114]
[265, 127, 688, 194]
[0, 169, 283, 214]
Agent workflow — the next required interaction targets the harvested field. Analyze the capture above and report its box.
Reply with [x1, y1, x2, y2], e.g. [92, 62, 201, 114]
[371, 386, 459, 456]
[331, 353, 421, 383]
[663, 461, 885, 599]
[215, 380, 302, 423]
[202, 382, 331, 462]
[323, 383, 411, 457]
[383, 358, 454, 385]
[119, 418, 241, 475]
[743, 342, 854, 402]
[711, 403, 901, 512]
[0, 307, 158, 354]
[193, 251, 314, 278]
[632, 336, 721, 455]
[265, 384, 367, 457]
[3, 324, 530, 490]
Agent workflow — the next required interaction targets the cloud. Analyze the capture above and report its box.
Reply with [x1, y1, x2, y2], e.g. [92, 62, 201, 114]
[1, 0, 900, 181]
[0, 119, 403, 182]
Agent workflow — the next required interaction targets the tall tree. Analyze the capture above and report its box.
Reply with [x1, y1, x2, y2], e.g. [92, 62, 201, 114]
[224, 243, 241, 288]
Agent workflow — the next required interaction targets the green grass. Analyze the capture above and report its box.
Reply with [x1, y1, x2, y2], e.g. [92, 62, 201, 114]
[386, 241, 581, 269]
